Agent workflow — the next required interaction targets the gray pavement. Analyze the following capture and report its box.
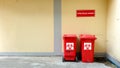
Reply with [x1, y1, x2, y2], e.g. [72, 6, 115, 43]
[0, 56, 117, 68]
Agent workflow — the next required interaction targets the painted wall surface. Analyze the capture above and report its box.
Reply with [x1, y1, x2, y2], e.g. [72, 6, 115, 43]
[0, 0, 54, 52]
[107, 0, 120, 61]
[62, 0, 107, 52]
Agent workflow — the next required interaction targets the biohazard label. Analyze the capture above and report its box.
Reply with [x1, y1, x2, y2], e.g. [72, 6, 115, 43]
[84, 42, 92, 50]
[66, 42, 74, 50]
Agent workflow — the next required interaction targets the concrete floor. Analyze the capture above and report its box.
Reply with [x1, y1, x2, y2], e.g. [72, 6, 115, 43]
[0, 56, 117, 68]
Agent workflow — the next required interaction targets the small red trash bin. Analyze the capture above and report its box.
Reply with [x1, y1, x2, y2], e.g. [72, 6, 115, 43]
[63, 34, 77, 61]
[80, 34, 96, 62]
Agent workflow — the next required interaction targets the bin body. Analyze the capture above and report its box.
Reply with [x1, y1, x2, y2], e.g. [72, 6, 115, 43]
[80, 34, 96, 62]
[63, 34, 77, 61]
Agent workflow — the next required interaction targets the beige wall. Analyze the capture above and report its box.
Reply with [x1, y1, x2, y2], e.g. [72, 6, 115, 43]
[107, 0, 120, 61]
[0, 0, 109, 53]
[62, 0, 107, 52]
[0, 0, 54, 52]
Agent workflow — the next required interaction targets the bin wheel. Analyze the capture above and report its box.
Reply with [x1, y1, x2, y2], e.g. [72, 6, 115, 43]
[76, 57, 78, 62]
[62, 57, 65, 62]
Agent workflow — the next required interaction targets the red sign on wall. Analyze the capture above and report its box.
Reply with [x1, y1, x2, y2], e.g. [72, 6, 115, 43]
[76, 10, 95, 17]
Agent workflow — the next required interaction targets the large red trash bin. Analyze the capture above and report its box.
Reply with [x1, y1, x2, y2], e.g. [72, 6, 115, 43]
[63, 34, 77, 61]
[80, 34, 96, 62]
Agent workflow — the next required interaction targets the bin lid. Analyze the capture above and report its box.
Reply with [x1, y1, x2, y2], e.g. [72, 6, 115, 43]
[80, 34, 96, 40]
[63, 34, 77, 38]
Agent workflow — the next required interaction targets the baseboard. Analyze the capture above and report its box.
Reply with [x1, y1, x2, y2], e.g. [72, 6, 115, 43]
[0, 52, 105, 57]
[106, 54, 120, 68]
[0, 52, 62, 56]
[94, 52, 106, 57]
[76, 52, 106, 57]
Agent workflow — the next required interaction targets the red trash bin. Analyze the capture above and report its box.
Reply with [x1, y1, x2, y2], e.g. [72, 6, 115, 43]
[80, 34, 96, 62]
[63, 34, 77, 61]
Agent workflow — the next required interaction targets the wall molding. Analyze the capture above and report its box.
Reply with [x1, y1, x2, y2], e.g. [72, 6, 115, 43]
[0, 52, 105, 57]
[106, 54, 120, 68]
[94, 52, 106, 57]
[0, 52, 62, 56]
